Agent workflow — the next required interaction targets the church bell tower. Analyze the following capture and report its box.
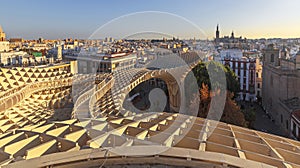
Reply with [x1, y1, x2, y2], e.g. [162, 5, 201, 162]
[216, 24, 220, 43]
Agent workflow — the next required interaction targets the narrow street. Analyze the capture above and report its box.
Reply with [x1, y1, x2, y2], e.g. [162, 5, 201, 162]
[252, 103, 287, 137]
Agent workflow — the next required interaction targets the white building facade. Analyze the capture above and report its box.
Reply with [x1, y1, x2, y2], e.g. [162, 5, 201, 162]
[220, 49, 256, 101]
[0, 51, 29, 66]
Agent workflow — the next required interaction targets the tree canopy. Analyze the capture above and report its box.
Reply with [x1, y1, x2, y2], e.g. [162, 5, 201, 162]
[188, 61, 248, 127]
[192, 61, 240, 96]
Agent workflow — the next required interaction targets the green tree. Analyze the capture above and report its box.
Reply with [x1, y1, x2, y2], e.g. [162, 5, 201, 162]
[221, 92, 246, 127]
[189, 61, 247, 127]
[224, 65, 240, 97]
[191, 61, 239, 96]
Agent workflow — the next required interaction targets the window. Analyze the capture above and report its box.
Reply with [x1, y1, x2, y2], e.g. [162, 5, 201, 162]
[257, 83, 260, 88]
[256, 72, 259, 78]
[257, 91, 260, 96]
[271, 54, 275, 63]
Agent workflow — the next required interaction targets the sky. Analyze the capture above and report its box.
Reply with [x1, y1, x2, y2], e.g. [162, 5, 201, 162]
[1, 0, 300, 39]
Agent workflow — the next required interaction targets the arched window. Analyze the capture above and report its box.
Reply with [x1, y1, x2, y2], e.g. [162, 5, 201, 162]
[271, 54, 275, 63]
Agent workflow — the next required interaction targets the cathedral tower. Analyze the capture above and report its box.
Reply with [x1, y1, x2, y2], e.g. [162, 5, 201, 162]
[0, 25, 6, 41]
[216, 24, 220, 42]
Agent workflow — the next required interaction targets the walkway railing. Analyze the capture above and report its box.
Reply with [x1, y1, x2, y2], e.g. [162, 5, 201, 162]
[72, 55, 201, 119]
[72, 74, 113, 118]
[88, 77, 115, 117]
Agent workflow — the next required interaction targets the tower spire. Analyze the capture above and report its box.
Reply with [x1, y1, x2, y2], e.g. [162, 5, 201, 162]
[216, 24, 220, 41]
[0, 25, 5, 41]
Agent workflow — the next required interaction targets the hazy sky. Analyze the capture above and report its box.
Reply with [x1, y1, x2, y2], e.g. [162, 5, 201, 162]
[1, 0, 300, 39]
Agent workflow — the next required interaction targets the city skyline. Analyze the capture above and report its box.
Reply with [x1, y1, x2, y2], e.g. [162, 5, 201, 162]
[2, 1, 300, 167]
[1, 0, 300, 39]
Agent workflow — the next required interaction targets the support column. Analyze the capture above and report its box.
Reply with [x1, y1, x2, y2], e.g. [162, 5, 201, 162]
[167, 81, 180, 112]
